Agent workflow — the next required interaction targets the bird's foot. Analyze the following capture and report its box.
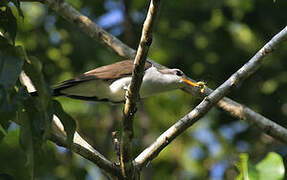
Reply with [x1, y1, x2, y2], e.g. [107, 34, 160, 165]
[196, 81, 206, 93]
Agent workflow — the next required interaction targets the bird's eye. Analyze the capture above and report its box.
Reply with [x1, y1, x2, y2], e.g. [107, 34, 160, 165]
[175, 70, 183, 76]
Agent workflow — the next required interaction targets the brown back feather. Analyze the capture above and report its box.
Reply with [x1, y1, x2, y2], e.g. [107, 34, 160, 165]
[53, 60, 152, 95]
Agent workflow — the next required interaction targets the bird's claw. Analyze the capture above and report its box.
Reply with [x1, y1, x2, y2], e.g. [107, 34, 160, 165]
[196, 81, 206, 93]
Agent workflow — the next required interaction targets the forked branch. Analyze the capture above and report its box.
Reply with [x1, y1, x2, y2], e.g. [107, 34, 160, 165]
[134, 26, 287, 168]
[34, 0, 287, 144]
[121, 0, 161, 178]
[19, 72, 121, 178]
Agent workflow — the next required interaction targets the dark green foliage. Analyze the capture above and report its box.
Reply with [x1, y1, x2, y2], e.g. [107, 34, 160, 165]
[0, 6, 17, 44]
[0, 38, 24, 139]
[0, 35, 76, 179]
[0, 0, 23, 44]
[0, 0, 287, 179]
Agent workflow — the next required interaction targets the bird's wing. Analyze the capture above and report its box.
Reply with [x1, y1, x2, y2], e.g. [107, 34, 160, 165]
[53, 60, 152, 96]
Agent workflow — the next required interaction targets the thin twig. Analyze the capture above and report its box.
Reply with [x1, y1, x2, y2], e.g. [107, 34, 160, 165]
[120, 0, 161, 178]
[134, 26, 287, 168]
[19, 72, 122, 178]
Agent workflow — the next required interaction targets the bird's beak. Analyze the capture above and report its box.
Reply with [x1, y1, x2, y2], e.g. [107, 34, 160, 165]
[182, 77, 200, 87]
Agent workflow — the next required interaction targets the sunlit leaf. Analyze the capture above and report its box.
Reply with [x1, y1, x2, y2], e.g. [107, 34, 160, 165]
[256, 152, 284, 180]
[0, 123, 8, 141]
[0, 124, 7, 136]
[235, 153, 259, 180]
[11, 0, 24, 18]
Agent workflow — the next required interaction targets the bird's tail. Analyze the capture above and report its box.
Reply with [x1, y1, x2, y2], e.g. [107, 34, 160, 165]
[30, 91, 39, 96]
[29, 90, 62, 97]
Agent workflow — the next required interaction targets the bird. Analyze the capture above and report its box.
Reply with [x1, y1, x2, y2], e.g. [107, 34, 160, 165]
[30, 60, 204, 103]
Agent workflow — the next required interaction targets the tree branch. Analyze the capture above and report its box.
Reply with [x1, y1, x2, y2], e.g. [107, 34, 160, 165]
[134, 26, 287, 168]
[23, 0, 287, 163]
[19, 72, 122, 178]
[183, 82, 287, 144]
[120, 0, 161, 178]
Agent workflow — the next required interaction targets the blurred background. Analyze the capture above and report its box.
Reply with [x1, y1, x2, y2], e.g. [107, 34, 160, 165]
[1, 0, 287, 179]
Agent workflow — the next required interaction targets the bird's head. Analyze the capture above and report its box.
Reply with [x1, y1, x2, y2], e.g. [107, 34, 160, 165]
[158, 68, 201, 88]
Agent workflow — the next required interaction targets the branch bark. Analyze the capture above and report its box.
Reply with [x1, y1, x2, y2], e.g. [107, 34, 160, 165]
[22, 0, 287, 169]
[134, 26, 287, 168]
[34, 0, 287, 144]
[19, 72, 122, 178]
[120, 0, 161, 178]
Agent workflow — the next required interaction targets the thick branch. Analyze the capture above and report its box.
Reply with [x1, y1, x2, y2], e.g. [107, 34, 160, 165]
[50, 115, 121, 178]
[120, 0, 161, 178]
[134, 26, 287, 168]
[19, 72, 121, 178]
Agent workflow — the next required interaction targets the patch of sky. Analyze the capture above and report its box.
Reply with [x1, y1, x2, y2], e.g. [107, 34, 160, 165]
[104, 0, 124, 11]
[235, 140, 249, 152]
[85, 163, 104, 180]
[210, 159, 229, 180]
[193, 127, 222, 157]
[188, 146, 205, 160]
[49, 30, 61, 44]
[44, 15, 56, 32]
[7, 122, 19, 132]
[56, 145, 68, 154]
[97, 9, 123, 29]
[95, 0, 126, 36]
[219, 121, 248, 142]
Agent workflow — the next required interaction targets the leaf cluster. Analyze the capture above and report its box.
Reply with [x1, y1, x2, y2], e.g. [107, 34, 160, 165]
[0, 34, 76, 178]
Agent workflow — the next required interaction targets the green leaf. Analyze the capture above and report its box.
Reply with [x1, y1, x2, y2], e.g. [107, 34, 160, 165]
[0, 123, 8, 141]
[0, 40, 25, 135]
[53, 100, 76, 149]
[0, 6, 17, 44]
[0, 0, 10, 7]
[0, 173, 14, 180]
[0, 45, 24, 90]
[0, 85, 13, 118]
[236, 153, 259, 180]
[0, 35, 10, 48]
[11, 0, 24, 18]
[18, 103, 35, 180]
[0, 124, 7, 136]
[22, 55, 53, 140]
[256, 152, 285, 180]
[18, 97, 52, 179]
